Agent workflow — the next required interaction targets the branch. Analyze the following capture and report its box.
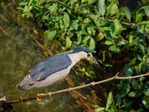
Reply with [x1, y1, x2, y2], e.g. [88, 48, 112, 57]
[116, 73, 149, 80]
[0, 25, 9, 36]
[33, 38, 53, 56]
[3, 72, 149, 105]
[0, 14, 9, 23]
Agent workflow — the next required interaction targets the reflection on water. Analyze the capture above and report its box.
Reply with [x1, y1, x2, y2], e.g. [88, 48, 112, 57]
[0, 13, 75, 112]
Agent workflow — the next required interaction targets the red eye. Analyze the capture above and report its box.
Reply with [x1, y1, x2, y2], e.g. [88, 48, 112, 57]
[87, 53, 91, 57]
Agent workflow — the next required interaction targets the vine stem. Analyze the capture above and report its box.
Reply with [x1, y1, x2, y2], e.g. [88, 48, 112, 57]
[4, 72, 149, 104]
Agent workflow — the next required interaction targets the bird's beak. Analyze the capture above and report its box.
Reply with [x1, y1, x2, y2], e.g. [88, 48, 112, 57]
[88, 54, 99, 66]
[91, 56, 99, 66]
[17, 85, 25, 91]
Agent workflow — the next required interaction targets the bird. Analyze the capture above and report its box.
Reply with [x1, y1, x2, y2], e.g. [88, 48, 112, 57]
[17, 46, 99, 90]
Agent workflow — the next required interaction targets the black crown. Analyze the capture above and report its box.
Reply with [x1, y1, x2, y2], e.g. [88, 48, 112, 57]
[72, 46, 91, 53]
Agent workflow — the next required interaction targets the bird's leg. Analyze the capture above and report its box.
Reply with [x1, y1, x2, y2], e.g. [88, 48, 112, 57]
[36, 93, 46, 101]
[19, 96, 23, 104]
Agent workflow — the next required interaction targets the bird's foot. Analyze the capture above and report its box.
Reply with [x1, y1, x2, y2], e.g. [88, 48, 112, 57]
[36, 93, 47, 101]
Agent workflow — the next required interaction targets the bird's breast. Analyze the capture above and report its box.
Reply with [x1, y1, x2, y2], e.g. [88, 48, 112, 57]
[34, 66, 71, 88]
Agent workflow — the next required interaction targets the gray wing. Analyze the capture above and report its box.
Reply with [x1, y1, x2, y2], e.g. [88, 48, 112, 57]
[29, 54, 72, 81]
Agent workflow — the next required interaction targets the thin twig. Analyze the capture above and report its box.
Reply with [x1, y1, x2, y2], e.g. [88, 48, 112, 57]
[4, 72, 149, 104]
[0, 25, 9, 36]
[0, 14, 9, 23]
[33, 38, 53, 56]
[117, 73, 149, 80]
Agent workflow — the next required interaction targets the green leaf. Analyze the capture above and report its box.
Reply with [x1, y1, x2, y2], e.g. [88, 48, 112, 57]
[103, 27, 111, 31]
[98, 0, 105, 16]
[106, 92, 113, 111]
[142, 96, 149, 108]
[107, 3, 119, 16]
[129, 34, 133, 45]
[48, 4, 58, 15]
[76, 32, 82, 44]
[66, 36, 72, 48]
[96, 32, 104, 41]
[143, 6, 149, 17]
[104, 64, 112, 67]
[95, 107, 105, 112]
[22, 5, 33, 18]
[88, 0, 96, 5]
[82, 36, 90, 44]
[124, 64, 133, 76]
[121, 7, 131, 21]
[81, 0, 88, 3]
[105, 40, 113, 45]
[44, 30, 57, 41]
[144, 89, 149, 96]
[136, 11, 144, 22]
[128, 91, 136, 97]
[87, 26, 96, 35]
[116, 94, 121, 105]
[64, 12, 70, 28]
[89, 38, 96, 50]
[132, 80, 139, 90]
[109, 45, 120, 53]
[112, 19, 123, 35]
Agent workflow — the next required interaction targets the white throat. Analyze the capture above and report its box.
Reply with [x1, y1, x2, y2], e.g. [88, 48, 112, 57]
[68, 52, 87, 67]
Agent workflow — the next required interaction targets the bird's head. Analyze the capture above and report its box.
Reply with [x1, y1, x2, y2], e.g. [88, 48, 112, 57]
[71, 46, 99, 65]
[17, 75, 38, 90]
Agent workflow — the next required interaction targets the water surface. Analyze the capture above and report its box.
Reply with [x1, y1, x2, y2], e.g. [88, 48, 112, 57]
[0, 11, 75, 112]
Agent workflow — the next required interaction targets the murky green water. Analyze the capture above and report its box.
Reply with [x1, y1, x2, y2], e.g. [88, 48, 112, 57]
[0, 8, 76, 112]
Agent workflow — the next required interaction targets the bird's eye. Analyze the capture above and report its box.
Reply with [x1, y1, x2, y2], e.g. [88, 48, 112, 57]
[29, 83, 34, 86]
[87, 53, 91, 57]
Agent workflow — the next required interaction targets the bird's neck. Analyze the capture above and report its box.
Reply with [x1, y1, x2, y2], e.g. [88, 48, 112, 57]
[68, 52, 87, 67]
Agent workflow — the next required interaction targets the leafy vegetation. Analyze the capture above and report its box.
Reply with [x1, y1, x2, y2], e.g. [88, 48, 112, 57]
[17, 0, 149, 111]
[94, 92, 116, 112]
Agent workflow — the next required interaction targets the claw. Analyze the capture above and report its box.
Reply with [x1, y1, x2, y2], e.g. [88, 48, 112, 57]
[19, 96, 23, 104]
[36, 93, 46, 101]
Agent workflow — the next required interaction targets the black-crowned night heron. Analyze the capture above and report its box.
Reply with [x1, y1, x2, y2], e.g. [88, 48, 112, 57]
[17, 47, 99, 90]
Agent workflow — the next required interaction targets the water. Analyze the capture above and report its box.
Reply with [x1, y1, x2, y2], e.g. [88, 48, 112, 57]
[0, 5, 75, 112]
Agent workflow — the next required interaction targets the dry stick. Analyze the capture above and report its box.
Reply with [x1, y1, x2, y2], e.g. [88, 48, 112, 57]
[116, 73, 149, 80]
[33, 38, 53, 56]
[0, 14, 9, 23]
[5, 72, 149, 104]
[0, 25, 9, 36]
